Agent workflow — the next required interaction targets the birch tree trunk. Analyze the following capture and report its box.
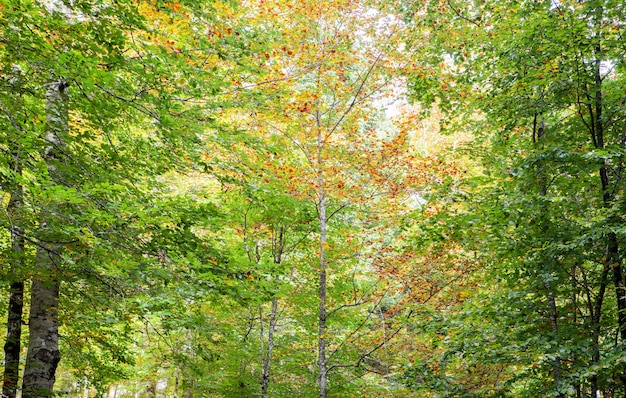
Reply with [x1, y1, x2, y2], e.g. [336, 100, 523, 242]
[260, 226, 283, 398]
[316, 116, 328, 398]
[21, 80, 68, 398]
[260, 297, 279, 398]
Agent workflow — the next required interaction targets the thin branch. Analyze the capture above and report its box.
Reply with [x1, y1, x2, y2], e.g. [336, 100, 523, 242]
[94, 83, 160, 121]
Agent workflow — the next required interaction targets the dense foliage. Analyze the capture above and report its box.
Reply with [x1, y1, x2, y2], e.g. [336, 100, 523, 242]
[2, 0, 626, 397]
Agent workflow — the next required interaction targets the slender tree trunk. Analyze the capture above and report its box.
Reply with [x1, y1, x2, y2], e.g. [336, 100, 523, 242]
[3, 280, 24, 398]
[261, 226, 283, 398]
[3, 159, 26, 398]
[318, 197, 328, 398]
[591, 31, 626, 390]
[545, 282, 564, 396]
[316, 114, 328, 398]
[3, 82, 27, 398]
[571, 267, 583, 398]
[534, 117, 565, 396]
[597, 104, 626, 392]
[590, 267, 609, 398]
[260, 297, 279, 398]
[22, 80, 68, 398]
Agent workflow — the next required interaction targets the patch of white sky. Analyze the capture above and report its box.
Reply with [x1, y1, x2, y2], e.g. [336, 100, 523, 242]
[38, 0, 88, 22]
[350, 6, 410, 120]
[38, 0, 115, 23]
[351, 6, 427, 208]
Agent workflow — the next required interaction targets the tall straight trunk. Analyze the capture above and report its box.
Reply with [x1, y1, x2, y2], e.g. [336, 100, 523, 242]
[260, 297, 279, 398]
[316, 113, 328, 398]
[595, 57, 626, 392]
[545, 283, 563, 396]
[534, 119, 564, 397]
[318, 195, 328, 398]
[22, 272, 61, 398]
[3, 221, 25, 398]
[3, 282, 24, 398]
[591, 33, 626, 390]
[260, 226, 284, 398]
[22, 80, 68, 398]
[590, 266, 608, 398]
[608, 232, 626, 343]
[3, 72, 27, 398]
[3, 145, 26, 398]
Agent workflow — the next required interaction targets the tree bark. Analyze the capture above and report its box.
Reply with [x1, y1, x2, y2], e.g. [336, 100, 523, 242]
[591, 31, 626, 390]
[260, 297, 279, 398]
[3, 153, 26, 398]
[2, 69, 27, 398]
[261, 226, 283, 398]
[316, 121, 328, 398]
[534, 119, 564, 397]
[22, 80, 68, 398]
[3, 280, 24, 398]
[590, 266, 608, 398]
[545, 282, 563, 396]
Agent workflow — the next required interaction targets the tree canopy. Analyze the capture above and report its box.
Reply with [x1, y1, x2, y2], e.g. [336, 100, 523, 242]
[2, 0, 626, 397]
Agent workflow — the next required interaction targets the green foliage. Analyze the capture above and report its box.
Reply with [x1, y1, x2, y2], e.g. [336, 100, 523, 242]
[0, 0, 248, 392]
[402, 0, 626, 396]
[16, 0, 626, 396]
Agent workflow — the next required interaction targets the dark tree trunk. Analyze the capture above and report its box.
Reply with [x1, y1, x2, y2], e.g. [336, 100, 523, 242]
[3, 166, 26, 398]
[3, 79, 27, 398]
[534, 118, 565, 397]
[590, 267, 609, 398]
[3, 279, 24, 398]
[592, 32, 626, 390]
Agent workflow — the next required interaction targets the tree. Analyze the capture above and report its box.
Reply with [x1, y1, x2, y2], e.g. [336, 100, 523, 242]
[226, 1, 420, 396]
[1, 0, 237, 395]
[404, 0, 626, 395]
[21, 79, 68, 398]
[1, 62, 28, 398]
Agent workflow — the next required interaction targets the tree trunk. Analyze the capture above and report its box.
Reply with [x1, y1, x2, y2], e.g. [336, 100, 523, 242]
[316, 121, 328, 398]
[22, 80, 68, 398]
[3, 279, 24, 398]
[3, 161, 26, 398]
[3, 81, 27, 398]
[261, 297, 279, 398]
[261, 225, 283, 398]
[590, 266, 609, 398]
[21, 267, 61, 398]
[534, 117, 565, 396]
[591, 30, 626, 390]
[545, 282, 563, 396]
